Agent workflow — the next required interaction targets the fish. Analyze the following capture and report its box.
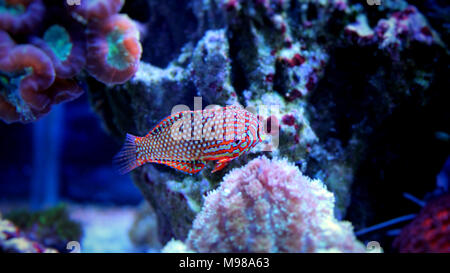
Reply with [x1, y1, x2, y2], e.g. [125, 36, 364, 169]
[114, 105, 264, 175]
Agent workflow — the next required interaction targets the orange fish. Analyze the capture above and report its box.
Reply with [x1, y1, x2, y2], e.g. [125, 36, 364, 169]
[114, 105, 263, 174]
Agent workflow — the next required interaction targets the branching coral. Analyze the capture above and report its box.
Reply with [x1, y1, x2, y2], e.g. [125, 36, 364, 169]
[186, 156, 365, 252]
[86, 14, 142, 84]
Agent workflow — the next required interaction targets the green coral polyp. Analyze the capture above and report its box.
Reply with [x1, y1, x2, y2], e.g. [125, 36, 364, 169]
[106, 28, 131, 70]
[0, 1, 25, 15]
[0, 68, 35, 122]
[43, 25, 72, 62]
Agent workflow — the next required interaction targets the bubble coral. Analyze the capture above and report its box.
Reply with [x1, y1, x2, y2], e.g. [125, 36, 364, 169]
[186, 156, 365, 253]
[0, 0, 45, 34]
[86, 14, 142, 84]
[393, 194, 450, 253]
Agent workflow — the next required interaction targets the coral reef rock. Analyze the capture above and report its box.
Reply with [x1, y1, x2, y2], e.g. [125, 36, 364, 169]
[88, 0, 449, 248]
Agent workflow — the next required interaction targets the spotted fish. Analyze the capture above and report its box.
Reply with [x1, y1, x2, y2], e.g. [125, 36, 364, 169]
[114, 105, 264, 174]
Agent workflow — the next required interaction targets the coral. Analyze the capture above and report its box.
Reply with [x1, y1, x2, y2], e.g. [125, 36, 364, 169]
[0, 0, 45, 34]
[186, 156, 365, 252]
[0, 213, 58, 253]
[0, 30, 85, 123]
[31, 24, 86, 79]
[4, 204, 83, 252]
[161, 238, 194, 253]
[0, 36, 55, 123]
[86, 14, 142, 84]
[70, 0, 124, 21]
[0, 0, 143, 124]
[393, 194, 450, 253]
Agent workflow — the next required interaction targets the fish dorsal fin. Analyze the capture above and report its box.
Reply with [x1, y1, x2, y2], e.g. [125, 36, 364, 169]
[145, 111, 185, 137]
[157, 160, 206, 175]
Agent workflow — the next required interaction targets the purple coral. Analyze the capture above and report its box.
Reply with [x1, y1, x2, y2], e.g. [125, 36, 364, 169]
[0, 36, 55, 123]
[186, 156, 365, 253]
[70, 0, 124, 21]
[31, 24, 86, 79]
[0, 0, 45, 34]
[86, 14, 142, 84]
[0, 30, 84, 123]
[0, 1, 143, 123]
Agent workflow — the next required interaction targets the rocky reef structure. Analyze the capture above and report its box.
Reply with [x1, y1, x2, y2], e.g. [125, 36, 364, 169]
[3, 204, 82, 252]
[186, 156, 365, 252]
[0, 213, 58, 253]
[0, 0, 446, 253]
[0, 0, 142, 123]
[86, 0, 449, 251]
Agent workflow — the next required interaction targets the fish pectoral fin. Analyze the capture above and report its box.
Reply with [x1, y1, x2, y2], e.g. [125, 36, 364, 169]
[163, 160, 206, 175]
[212, 158, 233, 173]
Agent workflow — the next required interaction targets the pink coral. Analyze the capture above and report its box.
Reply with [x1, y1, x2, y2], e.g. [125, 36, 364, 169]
[186, 156, 365, 253]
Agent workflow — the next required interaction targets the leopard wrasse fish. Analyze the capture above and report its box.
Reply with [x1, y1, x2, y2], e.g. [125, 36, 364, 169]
[114, 105, 264, 175]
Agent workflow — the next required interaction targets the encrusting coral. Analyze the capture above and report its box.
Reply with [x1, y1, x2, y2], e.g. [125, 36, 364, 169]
[0, 0, 142, 123]
[393, 194, 450, 253]
[186, 156, 366, 253]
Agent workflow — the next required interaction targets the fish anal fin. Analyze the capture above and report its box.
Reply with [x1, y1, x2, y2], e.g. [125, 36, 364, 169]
[162, 160, 205, 175]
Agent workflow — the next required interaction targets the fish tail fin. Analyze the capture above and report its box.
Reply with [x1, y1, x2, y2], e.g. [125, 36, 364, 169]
[113, 134, 144, 174]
